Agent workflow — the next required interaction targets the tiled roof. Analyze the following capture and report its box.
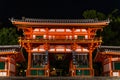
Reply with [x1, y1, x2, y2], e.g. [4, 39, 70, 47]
[0, 45, 21, 52]
[98, 46, 120, 49]
[0, 45, 25, 62]
[98, 46, 120, 52]
[10, 18, 110, 23]
[0, 45, 20, 48]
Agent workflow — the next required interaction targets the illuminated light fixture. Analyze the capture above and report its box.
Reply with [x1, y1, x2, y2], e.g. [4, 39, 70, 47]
[46, 70, 49, 72]
[20, 70, 23, 72]
[24, 70, 26, 72]
[53, 68, 55, 70]
[72, 70, 74, 72]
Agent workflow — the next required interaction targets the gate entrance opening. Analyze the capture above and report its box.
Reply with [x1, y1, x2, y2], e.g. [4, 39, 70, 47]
[49, 53, 72, 76]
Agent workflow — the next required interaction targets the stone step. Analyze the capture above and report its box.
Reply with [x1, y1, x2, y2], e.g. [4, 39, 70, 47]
[0, 77, 119, 80]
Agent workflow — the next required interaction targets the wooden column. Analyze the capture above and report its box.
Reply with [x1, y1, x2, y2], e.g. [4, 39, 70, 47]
[69, 60, 73, 76]
[46, 28, 49, 39]
[109, 56, 112, 76]
[30, 27, 33, 39]
[4, 59, 8, 76]
[27, 52, 31, 76]
[89, 50, 93, 76]
[27, 43, 31, 76]
[88, 28, 91, 39]
[7, 56, 10, 76]
[89, 50, 92, 69]
[72, 28, 75, 39]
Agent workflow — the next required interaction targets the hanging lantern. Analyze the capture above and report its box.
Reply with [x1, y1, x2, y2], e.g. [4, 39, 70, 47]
[57, 54, 63, 60]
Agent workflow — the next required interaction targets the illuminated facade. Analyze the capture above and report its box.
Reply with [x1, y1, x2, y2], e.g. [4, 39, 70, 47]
[0, 45, 24, 76]
[95, 46, 120, 76]
[11, 18, 109, 77]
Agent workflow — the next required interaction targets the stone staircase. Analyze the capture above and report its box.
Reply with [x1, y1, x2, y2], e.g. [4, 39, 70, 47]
[0, 77, 120, 80]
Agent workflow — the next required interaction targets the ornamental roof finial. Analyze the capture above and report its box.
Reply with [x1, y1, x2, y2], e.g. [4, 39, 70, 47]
[22, 16, 25, 21]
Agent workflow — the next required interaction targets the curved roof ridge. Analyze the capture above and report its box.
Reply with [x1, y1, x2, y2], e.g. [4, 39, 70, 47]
[10, 17, 110, 23]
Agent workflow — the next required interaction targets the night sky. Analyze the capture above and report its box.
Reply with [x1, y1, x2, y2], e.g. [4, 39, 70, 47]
[0, 0, 120, 19]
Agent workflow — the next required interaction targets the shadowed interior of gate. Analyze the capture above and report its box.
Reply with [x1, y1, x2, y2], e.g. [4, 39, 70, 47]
[49, 53, 72, 76]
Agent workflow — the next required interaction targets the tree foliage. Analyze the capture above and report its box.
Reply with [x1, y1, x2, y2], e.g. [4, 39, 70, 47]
[83, 10, 97, 19]
[82, 10, 106, 20]
[0, 27, 19, 45]
[102, 9, 120, 46]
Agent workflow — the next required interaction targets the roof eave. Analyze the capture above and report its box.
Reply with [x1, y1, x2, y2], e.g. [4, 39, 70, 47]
[11, 21, 109, 27]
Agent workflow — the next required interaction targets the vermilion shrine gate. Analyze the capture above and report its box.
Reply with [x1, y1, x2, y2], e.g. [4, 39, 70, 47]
[11, 18, 109, 77]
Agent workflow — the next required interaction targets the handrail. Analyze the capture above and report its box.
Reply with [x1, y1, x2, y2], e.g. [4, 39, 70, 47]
[19, 37, 102, 43]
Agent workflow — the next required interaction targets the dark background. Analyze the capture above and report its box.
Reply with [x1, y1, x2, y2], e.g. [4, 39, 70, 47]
[0, 0, 120, 19]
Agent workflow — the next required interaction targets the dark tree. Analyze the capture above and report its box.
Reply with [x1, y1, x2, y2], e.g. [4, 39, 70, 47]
[82, 10, 106, 20]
